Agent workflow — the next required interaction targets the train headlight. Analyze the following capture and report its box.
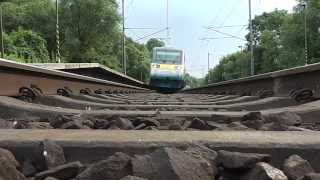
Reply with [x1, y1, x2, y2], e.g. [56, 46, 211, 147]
[175, 66, 181, 70]
[151, 64, 160, 69]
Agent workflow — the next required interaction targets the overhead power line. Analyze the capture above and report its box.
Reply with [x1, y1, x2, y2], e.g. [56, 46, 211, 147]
[200, 37, 242, 41]
[125, 27, 159, 30]
[199, 2, 227, 44]
[135, 28, 168, 41]
[166, 0, 170, 45]
[219, 0, 242, 26]
[126, 29, 141, 39]
[206, 28, 246, 41]
[208, 5, 226, 27]
[200, 0, 243, 48]
[235, 24, 247, 36]
[155, 37, 171, 40]
[207, 24, 247, 29]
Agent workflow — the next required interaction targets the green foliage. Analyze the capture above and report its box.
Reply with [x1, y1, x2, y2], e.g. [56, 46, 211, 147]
[146, 38, 165, 52]
[60, 0, 120, 64]
[205, 51, 250, 84]
[2, 0, 56, 58]
[184, 73, 202, 88]
[206, 0, 320, 84]
[125, 38, 151, 82]
[4, 29, 50, 62]
[1, 0, 165, 82]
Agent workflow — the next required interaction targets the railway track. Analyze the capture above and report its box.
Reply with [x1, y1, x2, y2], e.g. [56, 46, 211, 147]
[0, 59, 148, 97]
[0, 59, 320, 180]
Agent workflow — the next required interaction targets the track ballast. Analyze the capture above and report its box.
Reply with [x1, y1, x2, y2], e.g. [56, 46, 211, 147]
[1, 59, 320, 180]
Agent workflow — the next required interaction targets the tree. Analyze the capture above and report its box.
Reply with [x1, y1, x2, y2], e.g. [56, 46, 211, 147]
[60, 0, 121, 64]
[205, 51, 250, 84]
[5, 29, 50, 62]
[205, 1, 320, 85]
[184, 73, 202, 88]
[3, 32, 14, 55]
[280, 0, 320, 66]
[146, 38, 165, 52]
[1, 0, 157, 82]
[246, 10, 288, 74]
[146, 38, 165, 58]
[126, 38, 151, 82]
[2, 0, 56, 59]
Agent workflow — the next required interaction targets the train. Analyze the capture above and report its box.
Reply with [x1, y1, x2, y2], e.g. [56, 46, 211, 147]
[149, 47, 186, 92]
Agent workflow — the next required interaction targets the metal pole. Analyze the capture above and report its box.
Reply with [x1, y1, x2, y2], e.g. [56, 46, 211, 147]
[238, 46, 243, 76]
[122, 0, 126, 75]
[207, 52, 210, 83]
[166, 0, 169, 45]
[56, 0, 61, 63]
[0, 5, 4, 59]
[304, 4, 308, 65]
[249, 0, 254, 76]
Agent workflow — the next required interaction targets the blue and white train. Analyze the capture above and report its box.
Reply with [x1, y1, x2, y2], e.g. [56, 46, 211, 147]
[149, 47, 185, 92]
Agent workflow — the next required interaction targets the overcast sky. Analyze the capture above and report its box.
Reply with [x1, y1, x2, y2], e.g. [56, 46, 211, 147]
[119, 0, 298, 78]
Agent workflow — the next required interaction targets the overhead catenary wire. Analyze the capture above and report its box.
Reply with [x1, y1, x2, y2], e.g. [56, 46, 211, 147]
[126, 27, 162, 40]
[126, 29, 141, 39]
[207, 4, 227, 26]
[235, 23, 248, 37]
[122, 0, 171, 44]
[218, 0, 242, 26]
[200, 36, 243, 40]
[199, 0, 245, 61]
[135, 28, 169, 41]
[206, 28, 246, 41]
[125, 27, 159, 30]
[166, 0, 169, 45]
[123, 0, 134, 21]
[207, 24, 247, 29]
[199, 1, 228, 44]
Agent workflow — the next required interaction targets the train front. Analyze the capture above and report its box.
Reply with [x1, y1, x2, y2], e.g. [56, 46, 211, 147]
[150, 47, 185, 92]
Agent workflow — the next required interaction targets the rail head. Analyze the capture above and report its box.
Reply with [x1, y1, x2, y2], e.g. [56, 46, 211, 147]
[184, 62, 320, 93]
[0, 58, 149, 91]
[31, 63, 145, 85]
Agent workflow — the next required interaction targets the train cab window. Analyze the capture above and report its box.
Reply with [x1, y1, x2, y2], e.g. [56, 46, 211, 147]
[154, 50, 182, 64]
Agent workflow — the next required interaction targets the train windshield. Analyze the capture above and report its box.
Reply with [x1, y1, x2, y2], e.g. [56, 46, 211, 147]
[154, 50, 182, 64]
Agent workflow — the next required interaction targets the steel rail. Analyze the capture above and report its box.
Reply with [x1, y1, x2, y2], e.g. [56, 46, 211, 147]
[183, 62, 320, 98]
[0, 58, 149, 96]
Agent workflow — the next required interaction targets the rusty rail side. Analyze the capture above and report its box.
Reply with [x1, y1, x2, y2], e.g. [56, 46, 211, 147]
[0, 59, 149, 96]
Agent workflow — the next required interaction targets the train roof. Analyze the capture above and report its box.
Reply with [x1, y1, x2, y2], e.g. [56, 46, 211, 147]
[153, 47, 183, 51]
